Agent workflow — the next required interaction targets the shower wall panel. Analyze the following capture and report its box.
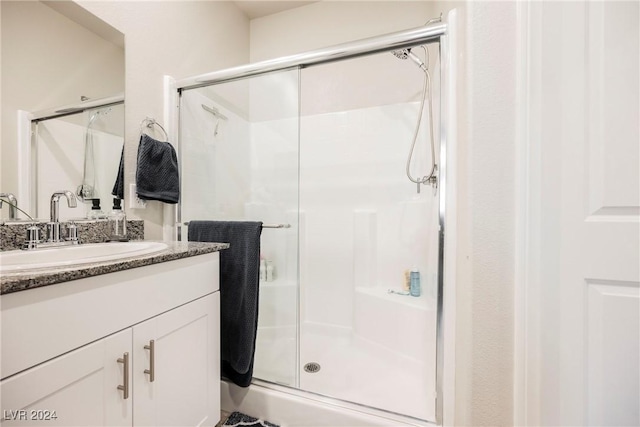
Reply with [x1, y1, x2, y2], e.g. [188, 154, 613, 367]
[180, 89, 251, 223]
[296, 99, 438, 421]
[298, 102, 439, 329]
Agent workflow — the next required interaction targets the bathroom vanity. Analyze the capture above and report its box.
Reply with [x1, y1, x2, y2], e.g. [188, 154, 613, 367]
[0, 241, 228, 426]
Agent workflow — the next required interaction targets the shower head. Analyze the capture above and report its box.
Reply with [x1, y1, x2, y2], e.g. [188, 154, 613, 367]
[391, 48, 411, 60]
[87, 107, 112, 128]
[391, 48, 427, 72]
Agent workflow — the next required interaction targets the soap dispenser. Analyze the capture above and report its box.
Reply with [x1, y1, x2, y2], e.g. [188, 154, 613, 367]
[108, 198, 127, 241]
[88, 199, 106, 220]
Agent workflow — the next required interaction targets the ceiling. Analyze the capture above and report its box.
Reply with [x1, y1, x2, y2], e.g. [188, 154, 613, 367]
[234, 1, 318, 19]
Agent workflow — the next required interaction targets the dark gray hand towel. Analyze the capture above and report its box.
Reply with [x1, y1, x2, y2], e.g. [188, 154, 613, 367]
[188, 220, 263, 387]
[135, 134, 179, 204]
[111, 146, 124, 200]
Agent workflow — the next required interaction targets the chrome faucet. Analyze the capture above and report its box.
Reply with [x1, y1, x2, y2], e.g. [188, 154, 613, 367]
[47, 190, 78, 243]
[0, 192, 18, 219]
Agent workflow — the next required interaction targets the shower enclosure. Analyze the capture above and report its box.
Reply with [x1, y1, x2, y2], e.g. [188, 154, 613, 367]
[177, 23, 446, 424]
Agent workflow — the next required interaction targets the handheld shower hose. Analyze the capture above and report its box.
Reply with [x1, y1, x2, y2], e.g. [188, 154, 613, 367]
[402, 46, 437, 193]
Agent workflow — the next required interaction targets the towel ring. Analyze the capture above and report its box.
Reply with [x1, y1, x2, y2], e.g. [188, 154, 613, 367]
[140, 117, 169, 142]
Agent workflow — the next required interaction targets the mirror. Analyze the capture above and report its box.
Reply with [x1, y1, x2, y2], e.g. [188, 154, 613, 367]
[0, 0, 125, 220]
[32, 100, 125, 220]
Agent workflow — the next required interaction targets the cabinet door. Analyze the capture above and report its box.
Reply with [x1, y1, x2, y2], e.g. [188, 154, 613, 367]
[0, 329, 132, 426]
[133, 293, 220, 427]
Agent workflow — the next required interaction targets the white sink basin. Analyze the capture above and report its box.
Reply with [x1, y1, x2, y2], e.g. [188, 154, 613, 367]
[0, 241, 169, 273]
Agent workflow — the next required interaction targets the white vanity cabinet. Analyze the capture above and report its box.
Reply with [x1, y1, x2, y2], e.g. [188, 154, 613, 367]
[133, 293, 219, 426]
[0, 251, 221, 427]
[1, 329, 133, 426]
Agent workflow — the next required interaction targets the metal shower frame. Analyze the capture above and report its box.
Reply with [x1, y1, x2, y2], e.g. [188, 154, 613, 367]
[175, 20, 449, 426]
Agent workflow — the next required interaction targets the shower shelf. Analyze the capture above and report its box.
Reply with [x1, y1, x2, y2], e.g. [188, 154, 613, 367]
[258, 277, 296, 288]
[355, 286, 433, 310]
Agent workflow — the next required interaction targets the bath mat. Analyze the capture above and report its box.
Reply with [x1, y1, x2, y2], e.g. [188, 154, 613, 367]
[222, 411, 279, 427]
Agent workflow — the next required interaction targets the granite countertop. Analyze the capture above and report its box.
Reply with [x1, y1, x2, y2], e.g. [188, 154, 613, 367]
[0, 241, 229, 295]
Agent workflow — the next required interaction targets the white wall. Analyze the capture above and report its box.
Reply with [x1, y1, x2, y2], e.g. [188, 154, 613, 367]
[77, 1, 250, 239]
[250, 1, 442, 62]
[454, 2, 517, 426]
[0, 0, 124, 218]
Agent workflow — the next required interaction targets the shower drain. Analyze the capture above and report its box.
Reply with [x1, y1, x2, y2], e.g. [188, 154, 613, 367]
[303, 362, 321, 373]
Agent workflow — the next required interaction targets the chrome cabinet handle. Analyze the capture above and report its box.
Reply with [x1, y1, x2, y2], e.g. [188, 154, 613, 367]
[144, 340, 155, 382]
[117, 352, 129, 399]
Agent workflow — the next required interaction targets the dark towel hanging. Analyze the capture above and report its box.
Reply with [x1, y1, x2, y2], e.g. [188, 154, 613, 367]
[188, 220, 263, 387]
[135, 134, 180, 204]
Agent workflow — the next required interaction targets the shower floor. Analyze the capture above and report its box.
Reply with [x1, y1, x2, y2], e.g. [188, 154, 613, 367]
[255, 322, 435, 421]
[253, 286, 437, 422]
[299, 322, 435, 421]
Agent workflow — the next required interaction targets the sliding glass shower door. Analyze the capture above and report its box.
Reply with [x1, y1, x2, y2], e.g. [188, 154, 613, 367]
[179, 43, 441, 422]
[179, 69, 300, 386]
[297, 50, 439, 421]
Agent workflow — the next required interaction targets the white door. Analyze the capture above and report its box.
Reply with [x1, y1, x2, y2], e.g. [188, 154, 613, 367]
[0, 329, 132, 427]
[133, 293, 220, 427]
[524, 1, 640, 426]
